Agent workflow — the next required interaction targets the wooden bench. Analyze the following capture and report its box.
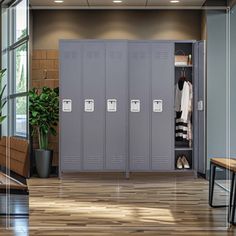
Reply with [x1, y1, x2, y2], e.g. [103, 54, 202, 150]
[0, 136, 29, 193]
[209, 158, 236, 225]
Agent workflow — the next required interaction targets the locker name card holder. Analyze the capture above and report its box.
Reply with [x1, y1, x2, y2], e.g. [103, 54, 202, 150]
[153, 100, 163, 112]
[62, 99, 72, 112]
[198, 100, 204, 111]
[107, 99, 117, 112]
[85, 99, 94, 112]
[131, 100, 140, 112]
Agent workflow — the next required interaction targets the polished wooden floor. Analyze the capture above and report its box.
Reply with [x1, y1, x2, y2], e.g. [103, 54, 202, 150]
[1, 173, 236, 235]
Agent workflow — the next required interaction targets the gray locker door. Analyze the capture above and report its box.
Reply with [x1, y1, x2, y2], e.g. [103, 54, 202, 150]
[83, 42, 106, 170]
[60, 41, 83, 172]
[129, 42, 151, 171]
[194, 41, 206, 175]
[151, 42, 174, 170]
[105, 41, 128, 170]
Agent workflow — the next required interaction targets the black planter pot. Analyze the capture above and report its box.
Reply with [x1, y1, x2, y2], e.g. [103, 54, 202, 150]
[35, 149, 53, 178]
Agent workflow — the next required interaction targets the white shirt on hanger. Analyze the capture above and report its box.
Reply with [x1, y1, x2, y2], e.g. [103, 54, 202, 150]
[175, 81, 190, 122]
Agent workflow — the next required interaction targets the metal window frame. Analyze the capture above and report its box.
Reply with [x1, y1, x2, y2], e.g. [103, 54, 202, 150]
[5, 0, 29, 139]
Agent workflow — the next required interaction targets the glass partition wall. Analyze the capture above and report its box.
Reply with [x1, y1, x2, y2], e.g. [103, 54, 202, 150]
[230, 5, 236, 167]
[206, 6, 235, 228]
[206, 9, 228, 189]
[29, 4, 231, 233]
[0, 0, 233, 233]
[1, 0, 29, 232]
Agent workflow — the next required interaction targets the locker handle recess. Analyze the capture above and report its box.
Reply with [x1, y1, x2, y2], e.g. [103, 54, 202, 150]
[107, 99, 117, 112]
[130, 100, 140, 112]
[62, 99, 72, 112]
[153, 100, 163, 112]
[84, 99, 94, 112]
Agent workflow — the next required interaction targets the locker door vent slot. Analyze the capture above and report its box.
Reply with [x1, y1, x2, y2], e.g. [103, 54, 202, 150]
[62, 156, 81, 171]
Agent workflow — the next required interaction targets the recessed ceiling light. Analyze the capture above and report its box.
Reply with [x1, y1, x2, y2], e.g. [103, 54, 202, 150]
[113, 0, 123, 3]
[54, 0, 64, 3]
[170, 0, 180, 3]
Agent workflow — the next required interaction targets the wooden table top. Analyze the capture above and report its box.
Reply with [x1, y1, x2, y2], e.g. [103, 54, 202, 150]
[211, 158, 236, 172]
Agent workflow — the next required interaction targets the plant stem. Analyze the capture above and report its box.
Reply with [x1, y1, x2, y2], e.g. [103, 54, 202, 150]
[38, 128, 48, 150]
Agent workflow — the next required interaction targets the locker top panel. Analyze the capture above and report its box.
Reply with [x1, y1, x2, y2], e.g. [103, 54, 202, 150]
[59, 39, 197, 45]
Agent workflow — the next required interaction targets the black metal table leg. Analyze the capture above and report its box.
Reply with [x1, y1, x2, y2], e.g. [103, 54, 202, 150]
[229, 172, 236, 224]
[209, 162, 216, 207]
[209, 162, 228, 208]
[228, 172, 235, 222]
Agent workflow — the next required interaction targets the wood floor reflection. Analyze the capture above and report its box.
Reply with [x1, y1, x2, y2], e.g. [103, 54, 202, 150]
[29, 173, 236, 235]
[2, 173, 236, 235]
[0, 193, 28, 236]
[0, 217, 28, 236]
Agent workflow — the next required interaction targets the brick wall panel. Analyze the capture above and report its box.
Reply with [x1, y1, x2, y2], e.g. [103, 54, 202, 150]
[46, 50, 59, 60]
[31, 80, 42, 88]
[32, 50, 47, 60]
[31, 49, 60, 167]
[46, 70, 59, 80]
[32, 69, 45, 80]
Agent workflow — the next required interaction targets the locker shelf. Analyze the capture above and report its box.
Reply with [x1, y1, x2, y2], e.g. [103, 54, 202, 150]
[175, 147, 193, 151]
[174, 169, 193, 172]
[175, 65, 193, 68]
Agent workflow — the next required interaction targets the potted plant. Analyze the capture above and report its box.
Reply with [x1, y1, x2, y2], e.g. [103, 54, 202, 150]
[29, 87, 59, 178]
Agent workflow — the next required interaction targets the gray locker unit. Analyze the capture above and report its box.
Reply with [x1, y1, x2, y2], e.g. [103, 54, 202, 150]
[174, 41, 206, 175]
[151, 42, 174, 170]
[82, 42, 106, 170]
[60, 41, 83, 172]
[60, 40, 128, 172]
[129, 42, 151, 171]
[59, 39, 205, 175]
[105, 41, 128, 170]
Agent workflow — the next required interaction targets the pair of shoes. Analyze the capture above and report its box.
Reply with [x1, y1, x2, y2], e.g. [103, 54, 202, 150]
[176, 156, 190, 169]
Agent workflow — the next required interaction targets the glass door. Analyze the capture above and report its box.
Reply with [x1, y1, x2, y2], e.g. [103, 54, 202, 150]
[1, 0, 29, 232]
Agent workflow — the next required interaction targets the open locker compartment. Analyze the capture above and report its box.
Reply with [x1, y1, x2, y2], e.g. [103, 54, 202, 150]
[174, 40, 206, 174]
[174, 41, 194, 171]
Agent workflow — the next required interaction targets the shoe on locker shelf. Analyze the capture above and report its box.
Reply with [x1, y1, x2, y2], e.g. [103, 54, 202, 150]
[181, 156, 190, 169]
[176, 156, 183, 169]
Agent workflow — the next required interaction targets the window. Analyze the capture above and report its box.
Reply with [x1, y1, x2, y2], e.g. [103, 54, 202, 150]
[14, 43, 27, 93]
[14, 0, 27, 43]
[15, 96, 27, 136]
[2, 0, 29, 137]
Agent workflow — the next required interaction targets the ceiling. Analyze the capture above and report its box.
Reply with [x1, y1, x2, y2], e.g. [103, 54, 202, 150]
[30, 0, 208, 8]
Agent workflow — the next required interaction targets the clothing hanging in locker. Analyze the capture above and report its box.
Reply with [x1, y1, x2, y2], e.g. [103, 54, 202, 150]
[175, 69, 193, 146]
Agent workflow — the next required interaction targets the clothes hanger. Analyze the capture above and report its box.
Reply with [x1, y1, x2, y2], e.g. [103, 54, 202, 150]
[179, 68, 187, 81]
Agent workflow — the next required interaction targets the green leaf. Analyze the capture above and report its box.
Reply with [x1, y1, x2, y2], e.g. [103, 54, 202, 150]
[50, 127, 57, 136]
[0, 100, 7, 110]
[29, 86, 59, 147]
[0, 115, 7, 124]
[0, 69, 7, 126]
[32, 111, 38, 117]
[0, 84, 6, 101]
